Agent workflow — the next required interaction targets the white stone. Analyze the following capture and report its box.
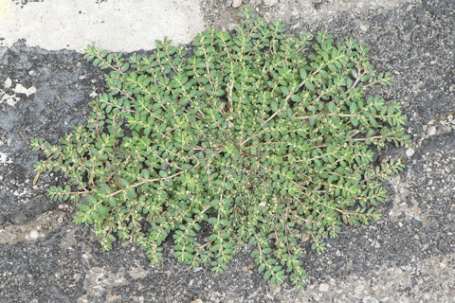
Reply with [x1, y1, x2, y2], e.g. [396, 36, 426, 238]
[4, 77, 12, 88]
[318, 283, 329, 292]
[0, 152, 12, 164]
[399, 295, 409, 303]
[263, 0, 278, 6]
[312, 293, 321, 301]
[364, 296, 378, 303]
[29, 230, 39, 240]
[0, 94, 18, 107]
[13, 84, 37, 97]
[233, 0, 243, 8]
[354, 284, 364, 295]
[405, 148, 415, 157]
[426, 125, 436, 136]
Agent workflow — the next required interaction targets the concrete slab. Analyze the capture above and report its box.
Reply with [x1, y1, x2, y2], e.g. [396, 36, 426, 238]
[0, 0, 205, 53]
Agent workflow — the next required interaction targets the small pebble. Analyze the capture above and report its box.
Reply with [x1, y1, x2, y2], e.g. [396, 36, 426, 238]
[319, 283, 329, 292]
[232, 0, 242, 8]
[426, 125, 436, 136]
[268, 281, 281, 295]
[312, 293, 322, 301]
[262, 0, 278, 6]
[354, 284, 364, 295]
[4, 77, 12, 88]
[363, 296, 378, 303]
[29, 230, 39, 240]
[405, 148, 415, 157]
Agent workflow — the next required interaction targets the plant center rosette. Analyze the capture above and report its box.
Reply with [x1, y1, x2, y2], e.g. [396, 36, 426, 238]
[31, 8, 410, 288]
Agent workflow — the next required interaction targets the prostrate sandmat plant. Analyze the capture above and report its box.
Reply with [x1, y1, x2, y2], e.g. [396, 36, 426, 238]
[31, 8, 410, 288]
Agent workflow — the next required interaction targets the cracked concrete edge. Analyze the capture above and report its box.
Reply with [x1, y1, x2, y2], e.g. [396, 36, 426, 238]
[0, 0, 205, 53]
[0, 0, 419, 54]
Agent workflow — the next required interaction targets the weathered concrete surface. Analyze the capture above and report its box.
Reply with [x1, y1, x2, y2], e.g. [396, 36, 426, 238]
[0, 0, 204, 52]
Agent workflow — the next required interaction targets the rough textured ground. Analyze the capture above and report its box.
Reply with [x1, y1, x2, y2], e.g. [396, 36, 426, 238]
[1, 0, 455, 302]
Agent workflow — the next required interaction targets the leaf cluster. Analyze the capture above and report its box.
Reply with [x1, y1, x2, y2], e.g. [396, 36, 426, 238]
[30, 7, 410, 288]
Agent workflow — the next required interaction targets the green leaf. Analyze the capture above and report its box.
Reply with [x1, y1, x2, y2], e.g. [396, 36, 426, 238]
[220, 219, 230, 226]
[351, 69, 358, 79]
[291, 94, 302, 102]
[97, 204, 109, 214]
[350, 117, 359, 126]
[271, 101, 278, 112]
[122, 63, 130, 72]
[120, 179, 129, 187]
[91, 212, 100, 221]
[323, 52, 329, 62]
[350, 102, 357, 113]
[208, 218, 217, 225]
[268, 258, 276, 265]
[86, 195, 97, 204]
[77, 204, 89, 212]
[273, 266, 282, 272]
[304, 81, 315, 91]
[225, 143, 240, 158]
[108, 197, 117, 207]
